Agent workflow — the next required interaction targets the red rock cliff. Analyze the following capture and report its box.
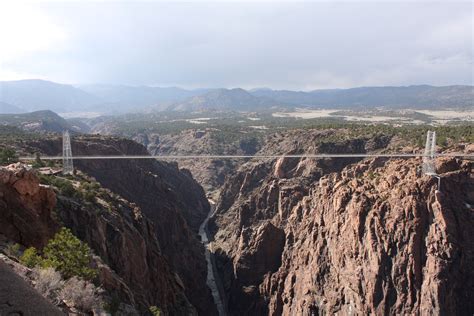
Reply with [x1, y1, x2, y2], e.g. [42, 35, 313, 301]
[26, 136, 216, 315]
[0, 163, 200, 314]
[210, 145, 474, 315]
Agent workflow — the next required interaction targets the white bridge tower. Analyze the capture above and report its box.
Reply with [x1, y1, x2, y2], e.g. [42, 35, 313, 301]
[422, 130, 442, 190]
[62, 130, 74, 175]
[422, 130, 436, 175]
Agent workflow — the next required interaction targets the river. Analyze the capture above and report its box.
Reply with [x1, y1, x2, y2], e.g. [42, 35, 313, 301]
[198, 200, 226, 315]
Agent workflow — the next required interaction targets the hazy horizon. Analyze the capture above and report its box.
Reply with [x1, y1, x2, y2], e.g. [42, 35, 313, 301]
[1, 78, 474, 93]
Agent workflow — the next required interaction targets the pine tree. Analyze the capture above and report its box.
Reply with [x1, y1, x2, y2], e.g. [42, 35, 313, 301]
[41, 228, 97, 280]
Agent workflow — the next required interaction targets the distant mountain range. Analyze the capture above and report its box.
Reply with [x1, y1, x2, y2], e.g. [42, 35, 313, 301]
[0, 80, 101, 113]
[168, 88, 284, 111]
[252, 85, 474, 109]
[78, 84, 208, 112]
[0, 79, 472, 115]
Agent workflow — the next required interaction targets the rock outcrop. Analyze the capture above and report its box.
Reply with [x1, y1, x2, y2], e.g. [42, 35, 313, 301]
[26, 135, 217, 315]
[0, 163, 58, 249]
[136, 129, 253, 198]
[209, 130, 474, 315]
[56, 188, 194, 314]
[0, 163, 197, 314]
[262, 158, 473, 315]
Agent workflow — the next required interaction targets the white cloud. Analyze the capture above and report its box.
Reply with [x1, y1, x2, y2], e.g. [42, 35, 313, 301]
[0, 1, 472, 88]
[0, 2, 67, 79]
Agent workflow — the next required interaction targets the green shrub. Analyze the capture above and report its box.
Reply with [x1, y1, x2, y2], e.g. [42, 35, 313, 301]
[32, 152, 46, 168]
[20, 247, 42, 268]
[56, 180, 75, 197]
[0, 148, 18, 165]
[41, 228, 97, 280]
[437, 134, 448, 148]
[46, 160, 55, 167]
[40, 175, 100, 204]
[80, 182, 100, 192]
[149, 306, 162, 316]
[77, 181, 100, 203]
[37, 174, 76, 197]
[37, 173, 53, 185]
[83, 190, 96, 203]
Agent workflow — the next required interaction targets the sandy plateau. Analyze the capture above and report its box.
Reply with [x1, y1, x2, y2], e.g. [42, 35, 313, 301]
[272, 108, 474, 124]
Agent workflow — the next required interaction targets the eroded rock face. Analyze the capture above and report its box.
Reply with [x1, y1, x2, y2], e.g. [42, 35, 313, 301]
[27, 136, 217, 315]
[210, 136, 474, 315]
[56, 196, 195, 314]
[0, 163, 58, 248]
[135, 129, 254, 198]
[265, 158, 473, 315]
[0, 163, 197, 314]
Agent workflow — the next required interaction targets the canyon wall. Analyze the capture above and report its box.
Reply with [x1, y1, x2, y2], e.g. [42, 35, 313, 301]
[0, 163, 199, 314]
[7, 135, 218, 314]
[133, 129, 252, 197]
[209, 131, 474, 315]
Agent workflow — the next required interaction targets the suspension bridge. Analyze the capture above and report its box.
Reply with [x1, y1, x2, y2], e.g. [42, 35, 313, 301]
[17, 130, 473, 178]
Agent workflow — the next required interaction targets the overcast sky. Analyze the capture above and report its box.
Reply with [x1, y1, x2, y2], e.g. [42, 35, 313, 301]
[0, 0, 472, 90]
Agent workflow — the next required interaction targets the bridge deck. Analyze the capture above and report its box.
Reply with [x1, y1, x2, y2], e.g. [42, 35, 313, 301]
[18, 153, 474, 160]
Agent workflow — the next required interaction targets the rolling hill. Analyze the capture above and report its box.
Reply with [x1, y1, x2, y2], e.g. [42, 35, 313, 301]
[0, 110, 84, 133]
[168, 88, 284, 111]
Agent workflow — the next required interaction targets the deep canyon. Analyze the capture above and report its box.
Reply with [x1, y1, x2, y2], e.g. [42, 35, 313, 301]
[0, 128, 473, 315]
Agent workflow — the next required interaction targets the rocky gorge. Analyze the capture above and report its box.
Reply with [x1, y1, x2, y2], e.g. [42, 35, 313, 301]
[208, 131, 474, 315]
[0, 127, 473, 315]
[0, 135, 216, 315]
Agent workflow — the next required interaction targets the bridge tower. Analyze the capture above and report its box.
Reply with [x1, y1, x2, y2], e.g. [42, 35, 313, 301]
[422, 130, 442, 190]
[422, 130, 436, 175]
[62, 130, 74, 175]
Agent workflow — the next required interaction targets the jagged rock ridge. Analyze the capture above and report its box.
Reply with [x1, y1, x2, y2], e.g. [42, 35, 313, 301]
[208, 131, 474, 315]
